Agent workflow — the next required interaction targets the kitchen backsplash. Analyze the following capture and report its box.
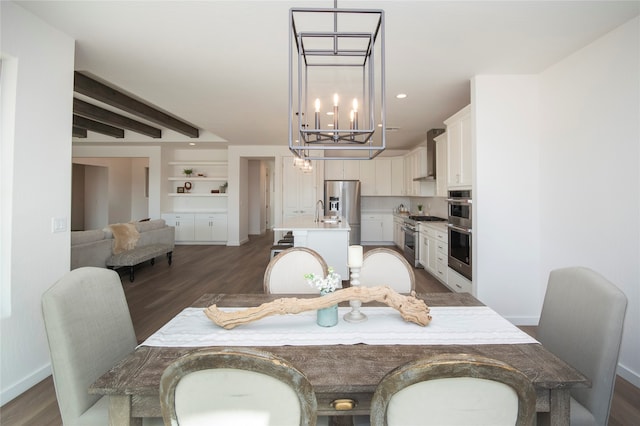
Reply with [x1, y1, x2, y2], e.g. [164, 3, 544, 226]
[410, 197, 448, 218]
[362, 196, 448, 218]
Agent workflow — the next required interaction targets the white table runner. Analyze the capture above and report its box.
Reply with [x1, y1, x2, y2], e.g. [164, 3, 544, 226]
[140, 306, 539, 347]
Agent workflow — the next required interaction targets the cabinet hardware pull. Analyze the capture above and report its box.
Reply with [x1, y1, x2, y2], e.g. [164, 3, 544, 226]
[331, 399, 356, 411]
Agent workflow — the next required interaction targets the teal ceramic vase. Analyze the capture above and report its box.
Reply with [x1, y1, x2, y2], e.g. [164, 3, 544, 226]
[317, 291, 338, 327]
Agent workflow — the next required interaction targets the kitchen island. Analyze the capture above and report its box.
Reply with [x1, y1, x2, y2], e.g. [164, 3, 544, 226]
[274, 217, 351, 278]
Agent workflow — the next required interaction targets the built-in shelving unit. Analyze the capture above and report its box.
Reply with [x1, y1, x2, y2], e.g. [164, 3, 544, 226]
[168, 161, 228, 197]
[163, 154, 229, 244]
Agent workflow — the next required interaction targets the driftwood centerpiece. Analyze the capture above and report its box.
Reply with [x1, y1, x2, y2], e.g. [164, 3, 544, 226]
[204, 286, 431, 329]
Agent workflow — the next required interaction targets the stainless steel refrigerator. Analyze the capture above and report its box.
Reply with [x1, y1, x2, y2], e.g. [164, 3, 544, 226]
[324, 180, 361, 245]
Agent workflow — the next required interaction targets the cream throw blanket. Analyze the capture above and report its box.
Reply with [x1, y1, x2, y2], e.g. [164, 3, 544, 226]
[109, 223, 140, 254]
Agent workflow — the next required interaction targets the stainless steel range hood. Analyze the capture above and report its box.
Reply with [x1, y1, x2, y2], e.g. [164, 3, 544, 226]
[413, 128, 445, 181]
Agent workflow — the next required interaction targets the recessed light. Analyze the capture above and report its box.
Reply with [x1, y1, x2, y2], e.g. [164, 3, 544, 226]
[189, 142, 196, 146]
[396, 93, 407, 99]
[326, 111, 334, 116]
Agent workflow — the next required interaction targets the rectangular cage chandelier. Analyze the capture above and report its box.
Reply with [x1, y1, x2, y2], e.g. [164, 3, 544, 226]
[288, 2, 386, 160]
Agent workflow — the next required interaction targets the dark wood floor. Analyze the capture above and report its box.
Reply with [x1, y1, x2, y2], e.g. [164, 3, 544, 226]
[2, 231, 638, 425]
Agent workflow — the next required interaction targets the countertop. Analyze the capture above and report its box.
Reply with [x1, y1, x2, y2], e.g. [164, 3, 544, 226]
[274, 217, 351, 231]
[392, 212, 448, 233]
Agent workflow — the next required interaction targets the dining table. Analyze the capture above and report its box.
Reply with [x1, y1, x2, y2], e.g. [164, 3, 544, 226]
[89, 292, 589, 425]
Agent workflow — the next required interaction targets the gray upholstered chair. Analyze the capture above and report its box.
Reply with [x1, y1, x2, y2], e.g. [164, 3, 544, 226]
[370, 353, 536, 426]
[263, 247, 328, 294]
[538, 267, 628, 426]
[359, 248, 415, 293]
[159, 348, 317, 426]
[42, 267, 162, 425]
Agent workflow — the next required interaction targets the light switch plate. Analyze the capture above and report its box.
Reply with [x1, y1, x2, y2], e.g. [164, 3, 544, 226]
[52, 217, 67, 233]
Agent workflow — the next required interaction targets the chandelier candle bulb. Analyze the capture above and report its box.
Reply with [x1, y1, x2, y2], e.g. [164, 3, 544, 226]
[348, 245, 363, 268]
[352, 99, 359, 130]
[349, 110, 355, 140]
[314, 98, 321, 129]
[333, 93, 339, 138]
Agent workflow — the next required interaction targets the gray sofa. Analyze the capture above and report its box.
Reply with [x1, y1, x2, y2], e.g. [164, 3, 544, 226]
[71, 219, 175, 281]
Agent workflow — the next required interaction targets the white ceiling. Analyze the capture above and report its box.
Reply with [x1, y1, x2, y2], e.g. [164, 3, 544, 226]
[16, 0, 640, 151]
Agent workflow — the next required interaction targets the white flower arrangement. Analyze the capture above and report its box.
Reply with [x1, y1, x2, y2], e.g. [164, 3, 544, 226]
[305, 267, 342, 294]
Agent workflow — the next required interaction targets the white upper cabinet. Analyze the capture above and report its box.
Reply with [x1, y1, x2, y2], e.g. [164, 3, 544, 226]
[360, 158, 392, 196]
[324, 160, 344, 180]
[343, 160, 360, 180]
[390, 157, 405, 196]
[435, 132, 448, 197]
[324, 160, 360, 180]
[373, 158, 392, 195]
[445, 105, 472, 189]
[359, 161, 376, 195]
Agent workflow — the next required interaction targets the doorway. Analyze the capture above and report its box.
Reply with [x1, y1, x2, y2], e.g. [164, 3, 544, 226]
[247, 159, 274, 235]
[71, 157, 149, 230]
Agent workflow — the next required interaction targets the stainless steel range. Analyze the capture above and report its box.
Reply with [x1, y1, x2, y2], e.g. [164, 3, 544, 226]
[402, 215, 447, 267]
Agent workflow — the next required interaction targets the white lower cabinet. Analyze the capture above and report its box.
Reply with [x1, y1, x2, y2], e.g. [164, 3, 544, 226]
[362, 213, 394, 244]
[162, 213, 195, 242]
[194, 213, 228, 242]
[393, 215, 405, 249]
[362, 215, 383, 242]
[162, 212, 227, 244]
[418, 233, 427, 267]
[447, 267, 472, 293]
[420, 224, 448, 286]
[435, 236, 448, 284]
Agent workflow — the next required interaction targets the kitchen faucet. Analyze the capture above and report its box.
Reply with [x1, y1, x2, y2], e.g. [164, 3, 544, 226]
[314, 200, 324, 223]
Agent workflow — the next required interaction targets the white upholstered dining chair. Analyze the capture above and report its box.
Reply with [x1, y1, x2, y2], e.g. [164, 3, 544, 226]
[41, 267, 162, 425]
[159, 347, 317, 426]
[538, 267, 628, 426]
[359, 248, 415, 293]
[370, 353, 537, 426]
[263, 247, 328, 294]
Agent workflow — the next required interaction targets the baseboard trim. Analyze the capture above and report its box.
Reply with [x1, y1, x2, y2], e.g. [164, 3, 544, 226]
[504, 315, 539, 326]
[618, 364, 640, 388]
[0, 363, 51, 406]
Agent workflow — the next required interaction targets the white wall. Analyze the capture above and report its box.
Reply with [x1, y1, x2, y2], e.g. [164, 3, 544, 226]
[472, 75, 542, 323]
[72, 145, 162, 219]
[539, 16, 640, 386]
[0, 2, 75, 404]
[247, 160, 266, 235]
[472, 16, 639, 386]
[84, 164, 109, 229]
[131, 158, 150, 220]
[72, 157, 150, 225]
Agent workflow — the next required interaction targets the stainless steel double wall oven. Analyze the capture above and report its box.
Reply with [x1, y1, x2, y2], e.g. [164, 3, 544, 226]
[447, 190, 472, 280]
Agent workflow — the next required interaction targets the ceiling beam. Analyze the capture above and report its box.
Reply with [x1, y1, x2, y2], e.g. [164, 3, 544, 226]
[74, 72, 199, 138]
[72, 126, 87, 138]
[73, 98, 162, 138]
[73, 115, 124, 138]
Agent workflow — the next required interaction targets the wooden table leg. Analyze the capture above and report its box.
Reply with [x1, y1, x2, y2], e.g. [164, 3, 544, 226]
[548, 389, 570, 426]
[109, 395, 141, 426]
